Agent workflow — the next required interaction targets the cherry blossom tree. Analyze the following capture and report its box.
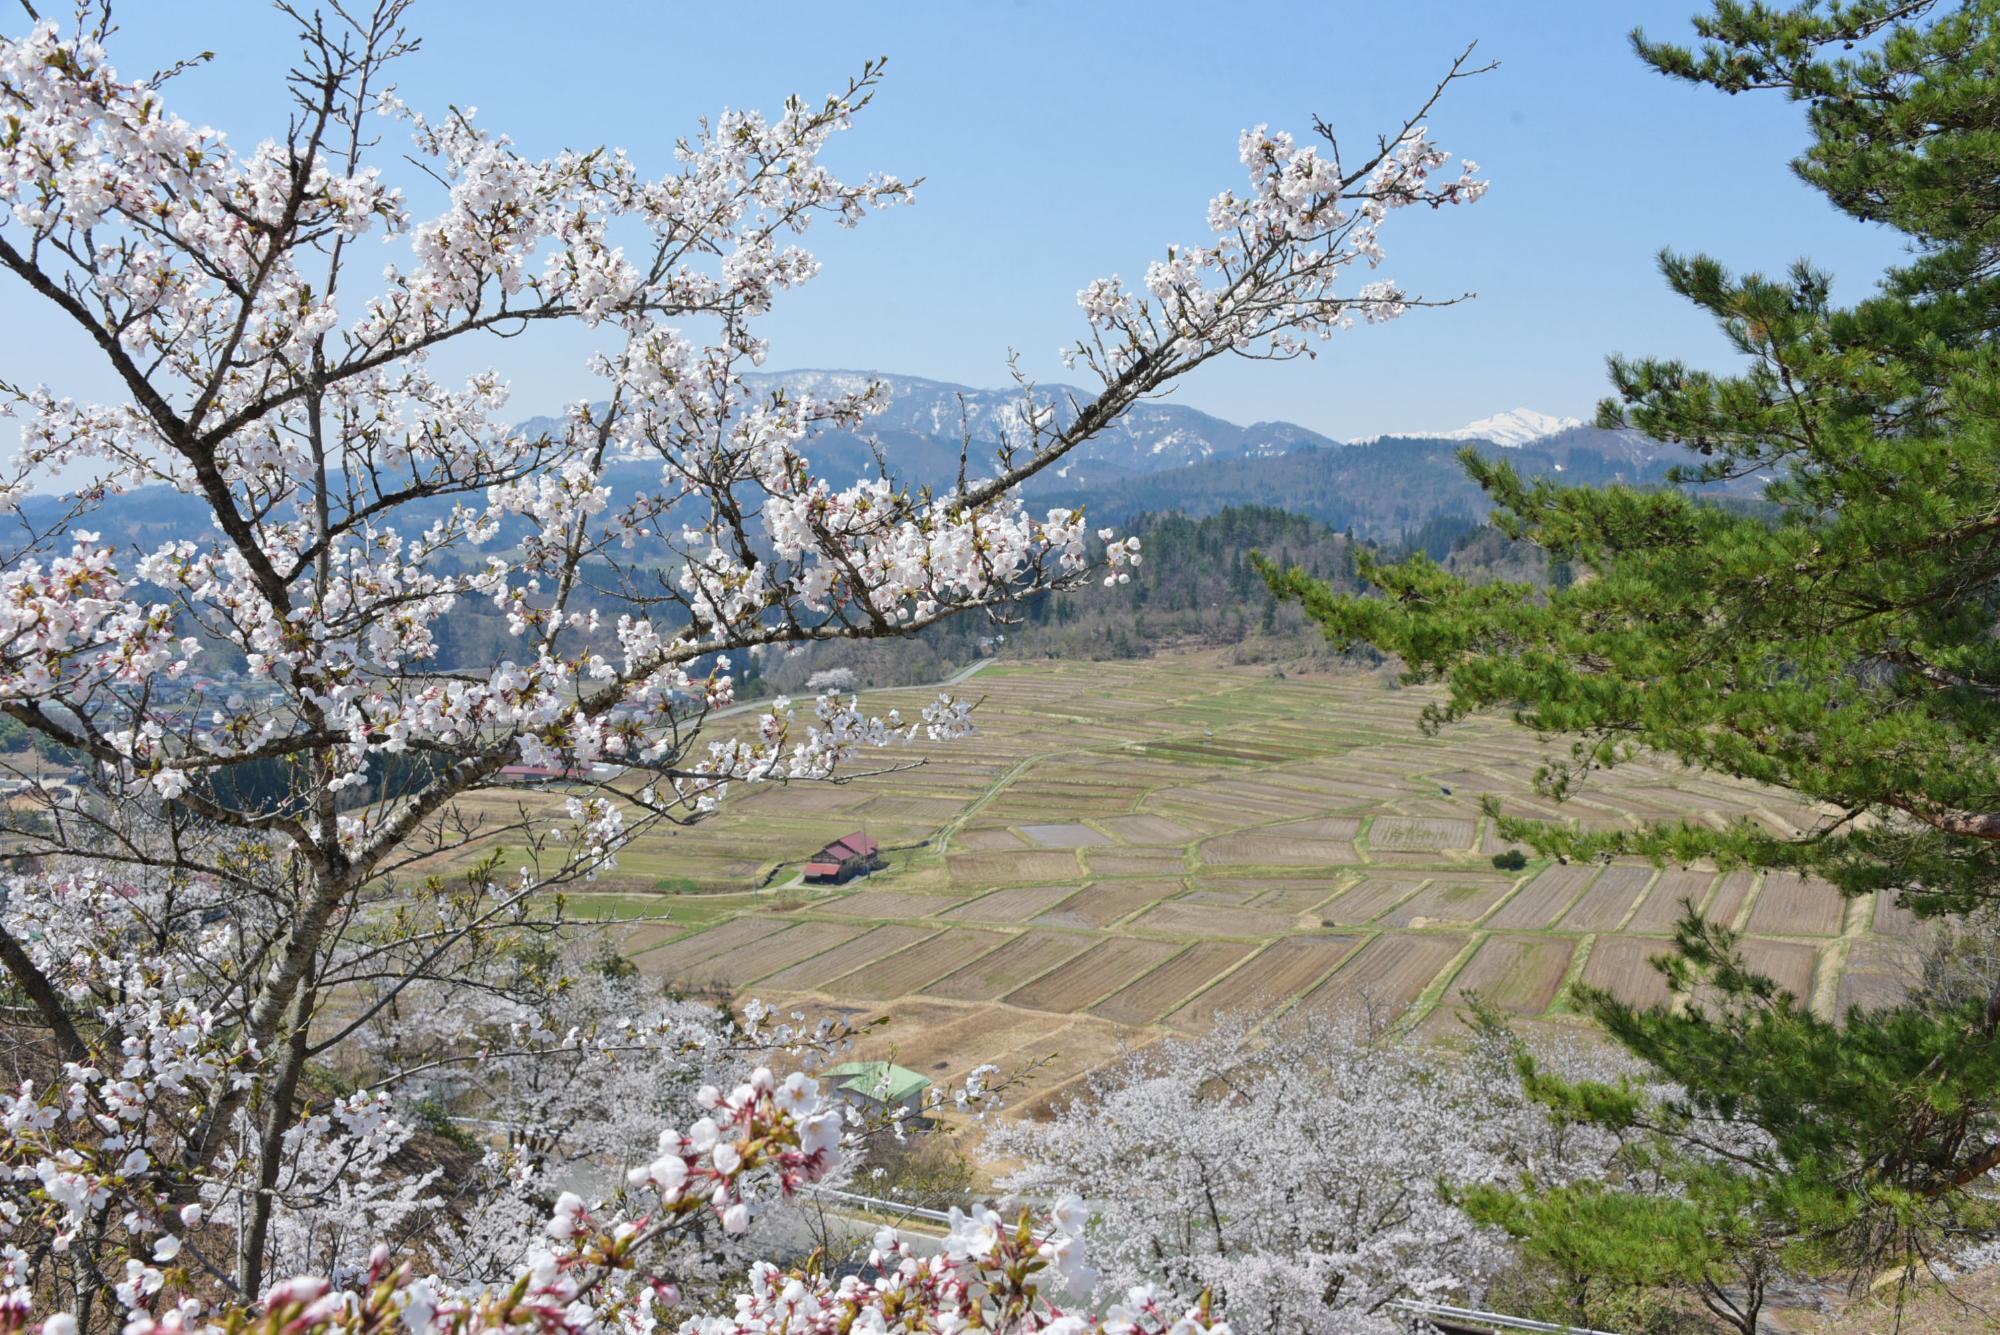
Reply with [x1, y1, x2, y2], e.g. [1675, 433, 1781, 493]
[990, 1016, 1628, 1334]
[0, 1, 1489, 1328]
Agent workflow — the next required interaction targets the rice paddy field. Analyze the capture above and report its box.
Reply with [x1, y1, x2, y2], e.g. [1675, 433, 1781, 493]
[436, 652, 1928, 1114]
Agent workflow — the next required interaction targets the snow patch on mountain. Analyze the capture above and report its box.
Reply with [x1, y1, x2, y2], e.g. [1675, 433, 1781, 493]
[1350, 407, 1586, 448]
[740, 369, 1337, 476]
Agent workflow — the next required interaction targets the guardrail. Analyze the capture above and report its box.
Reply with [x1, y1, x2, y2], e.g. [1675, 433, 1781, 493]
[798, 1184, 956, 1225]
[1387, 1299, 1621, 1335]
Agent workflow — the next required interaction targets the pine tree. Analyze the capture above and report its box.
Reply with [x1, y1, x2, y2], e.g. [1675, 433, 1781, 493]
[1268, 0, 2000, 1303]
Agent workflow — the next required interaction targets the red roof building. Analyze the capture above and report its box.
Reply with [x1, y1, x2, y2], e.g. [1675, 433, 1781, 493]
[498, 763, 591, 782]
[804, 831, 882, 884]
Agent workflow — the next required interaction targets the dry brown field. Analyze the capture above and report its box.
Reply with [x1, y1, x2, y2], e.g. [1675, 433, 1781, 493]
[1131, 900, 1299, 939]
[1627, 868, 1716, 932]
[955, 828, 1029, 850]
[756, 924, 937, 990]
[1095, 813, 1201, 844]
[1085, 850, 1188, 877]
[922, 931, 1093, 1002]
[418, 652, 1932, 1113]
[1200, 831, 1361, 865]
[1735, 938, 1823, 999]
[1254, 885, 1342, 914]
[1034, 881, 1175, 929]
[1378, 878, 1515, 928]
[819, 890, 956, 920]
[1317, 875, 1426, 925]
[1837, 937, 1921, 1012]
[694, 921, 864, 987]
[1090, 941, 1259, 1025]
[939, 885, 1078, 924]
[1580, 936, 1677, 1008]
[1746, 871, 1851, 936]
[947, 850, 1084, 885]
[1485, 865, 1594, 929]
[1302, 932, 1472, 1017]
[1006, 938, 1183, 1013]
[1706, 869, 1759, 929]
[1020, 822, 1114, 848]
[1169, 934, 1363, 1028]
[1559, 865, 1656, 932]
[1437, 934, 1579, 1016]
[820, 928, 1008, 1001]
[1368, 816, 1479, 851]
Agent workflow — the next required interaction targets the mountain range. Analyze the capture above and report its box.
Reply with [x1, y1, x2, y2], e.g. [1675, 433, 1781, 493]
[516, 371, 1738, 542]
[510, 371, 1343, 490]
[1043, 423, 1728, 542]
[10, 370, 1738, 549]
[751, 370, 1337, 478]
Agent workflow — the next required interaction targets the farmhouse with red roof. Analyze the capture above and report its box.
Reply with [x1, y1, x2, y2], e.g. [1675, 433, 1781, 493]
[498, 763, 589, 782]
[804, 831, 881, 885]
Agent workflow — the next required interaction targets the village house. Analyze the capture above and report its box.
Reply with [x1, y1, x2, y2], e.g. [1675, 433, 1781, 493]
[803, 831, 882, 884]
[496, 762, 620, 785]
[822, 1061, 932, 1116]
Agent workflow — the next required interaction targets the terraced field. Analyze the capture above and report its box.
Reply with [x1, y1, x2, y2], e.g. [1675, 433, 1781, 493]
[437, 653, 1927, 1113]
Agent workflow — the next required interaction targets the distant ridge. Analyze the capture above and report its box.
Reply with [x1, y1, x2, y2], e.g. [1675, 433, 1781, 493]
[502, 369, 1342, 492]
[10, 373, 1695, 553]
[1042, 421, 1754, 542]
[740, 369, 1340, 479]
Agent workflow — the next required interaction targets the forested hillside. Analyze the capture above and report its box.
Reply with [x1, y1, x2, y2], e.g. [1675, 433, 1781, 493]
[753, 506, 1550, 690]
[1046, 425, 1748, 540]
[142, 506, 1484, 701]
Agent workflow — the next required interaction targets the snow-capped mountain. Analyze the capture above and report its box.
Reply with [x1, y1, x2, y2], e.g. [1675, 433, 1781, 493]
[1350, 407, 1586, 448]
[742, 369, 1338, 479]
[506, 370, 1339, 489]
[1439, 408, 1587, 446]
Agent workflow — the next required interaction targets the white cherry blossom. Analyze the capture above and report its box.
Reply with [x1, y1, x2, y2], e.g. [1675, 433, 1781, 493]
[0, 4, 1489, 1329]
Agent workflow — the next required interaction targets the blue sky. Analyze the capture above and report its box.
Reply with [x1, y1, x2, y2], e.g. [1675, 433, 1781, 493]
[4, 1, 1909, 441]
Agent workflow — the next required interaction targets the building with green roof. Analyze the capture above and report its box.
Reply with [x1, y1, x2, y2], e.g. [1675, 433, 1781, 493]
[824, 1061, 932, 1114]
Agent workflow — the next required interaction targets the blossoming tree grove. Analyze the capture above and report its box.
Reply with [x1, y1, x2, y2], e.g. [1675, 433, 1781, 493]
[992, 1017, 1627, 1334]
[0, 2, 1487, 1329]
